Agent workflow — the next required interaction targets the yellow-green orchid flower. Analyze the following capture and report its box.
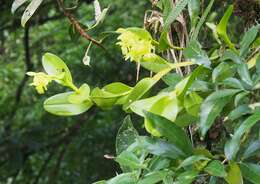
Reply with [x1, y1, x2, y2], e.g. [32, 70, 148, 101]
[116, 28, 154, 62]
[26, 72, 54, 94]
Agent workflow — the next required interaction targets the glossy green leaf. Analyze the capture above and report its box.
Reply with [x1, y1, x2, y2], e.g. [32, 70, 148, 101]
[237, 63, 253, 87]
[11, 0, 28, 13]
[130, 93, 166, 117]
[116, 116, 138, 155]
[222, 78, 244, 90]
[225, 111, 260, 160]
[199, 89, 240, 137]
[140, 54, 171, 73]
[103, 82, 133, 96]
[183, 40, 211, 68]
[184, 92, 203, 117]
[175, 65, 204, 100]
[209, 176, 218, 184]
[137, 171, 168, 184]
[91, 82, 132, 109]
[174, 110, 198, 127]
[144, 112, 193, 155]
[175, 170, 198, 184]
[42, 53, 73, 85]
[239, 162, 260, 184]
[242, 140, 260, 159]
[188, 0, 200, 28]
[124, 69, 170, 110]
[163, 0, 189, 32]
[204, 160, 227, 177]
[44, 92, 93, 116]
[227, 104, 252, 121]
[234, 91, 250, 107]
[68, 83, 90, 104]
[141, 54, 193, 73]
[216, 5, 237, 52]
[136, 136, 186, 159]
[222, 50, 241, 64]
[21, 0, 43, 27]
[149, 93, 179, 122]
[225, 162, 243, 184]
[240, 25, 260, 58]
[212, 63, 235, 83]
[148, 156, 170, 172]
[107, 172, 137, 184]
[162, 73, 183, 87]
[115, 151, 145, 170]
[178, 155, 210, 169]
[191, 0, 214, 40]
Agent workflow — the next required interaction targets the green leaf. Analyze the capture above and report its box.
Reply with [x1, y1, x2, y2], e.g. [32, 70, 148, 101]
[175, 65, 204, 101]
[216, 5, 237, 52]
[183, 40, 211, 68]
[144, 112, 193, 155]
[158, 31, 173, 51]
[256, 55, 260, 74]
[191, 0, 214, 40]
[42, 53, 73, 85]
[44, 92, 93, 116]
[91, 82, 132, 109]
[21, 0, 43, 27]
[212, 63, 235, 83]
[130, 93, 166, 117]
[188, 0, 200, 28]
[242, 140, 260, 159]
[239, 162, 260, 184]
[240, 25, 260, 58]
[222, 50, 241, 64]
[174, 110, 198, 127]
[209, 176, 218, 184]
[237, 63, 253, 87]
[234, 91, 250, 107]
[199, 89, 240, 137]
[175, 170, 198, 184]
[162, 0, 189, 32]
[149, 93, 179, 122]
[115, 151, 145, 170]
[148, 157, 170, 172]
[11, 0, 28, 13]
[204, 160, 227, 177]
[68, 83, 90, 104]
[137, 171, 168, 184]
[140, 54, 171, 73]
[107, 172, 137, 184]
[225, 111, 260, 160]
[136, 136, 186, 159]
[116, 116, 138, 155]
[124, 69, 170, 110]
[178, 155, 210, 169]
[225, 162, 243, 184]
[227, 104, 252, 121]
[222, 78, 244, 90]
[162, 73, 183, 87]
[184, 92, 203, 117]
[140, 54, 193, 73]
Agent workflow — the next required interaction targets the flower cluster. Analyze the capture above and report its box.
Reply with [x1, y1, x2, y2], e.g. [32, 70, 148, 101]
[116, 28, 154, 62]
[26, 72, 54, 94]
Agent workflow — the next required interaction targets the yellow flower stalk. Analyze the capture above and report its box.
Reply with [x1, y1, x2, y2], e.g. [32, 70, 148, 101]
[116, 28, 154, 62]
[26, 72, 54, 94]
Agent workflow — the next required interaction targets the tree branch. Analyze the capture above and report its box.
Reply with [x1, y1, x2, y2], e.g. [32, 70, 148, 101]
[56, 0, 104, 49]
